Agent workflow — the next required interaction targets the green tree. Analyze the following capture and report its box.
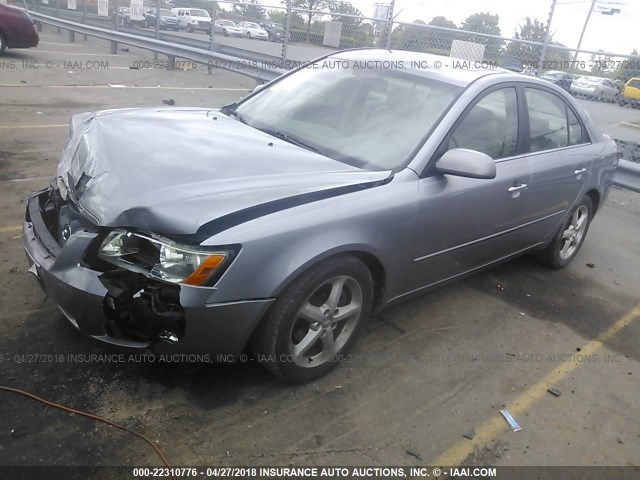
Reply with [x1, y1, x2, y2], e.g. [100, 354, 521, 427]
[268, 9, 305, 27]
[329, 1, 362, 27]
[460, 12, 502, 59]
[233, 0, 266, 20]
[287, 0, 333, 42]
[504, 17, 546, 66]
[391, 20, 430, 53]
[427, 16, 457, 52]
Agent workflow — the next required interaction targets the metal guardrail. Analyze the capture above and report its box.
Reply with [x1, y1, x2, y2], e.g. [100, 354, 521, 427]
[29, 11, 287, 82]
[614, 160, 640, 193]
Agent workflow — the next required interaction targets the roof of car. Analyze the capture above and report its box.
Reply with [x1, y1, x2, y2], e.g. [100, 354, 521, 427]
[328, 49, 510, 87]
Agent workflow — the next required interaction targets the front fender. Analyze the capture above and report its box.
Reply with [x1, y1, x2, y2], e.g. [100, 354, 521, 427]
[201, 169, 420, 306]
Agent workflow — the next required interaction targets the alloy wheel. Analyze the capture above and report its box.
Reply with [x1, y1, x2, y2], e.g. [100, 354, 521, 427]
[288, 275, 362, 368]
[559, 205, 588, 260]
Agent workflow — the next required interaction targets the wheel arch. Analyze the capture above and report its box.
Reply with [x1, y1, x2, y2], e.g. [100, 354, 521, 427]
[585, 188, 601, 214]
[272, 247, 388, 311]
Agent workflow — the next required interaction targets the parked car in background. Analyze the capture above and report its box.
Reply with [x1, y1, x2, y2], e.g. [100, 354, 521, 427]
[213, 19, 243, 37]
[171, 8, 211, 33]
[23, 50, 618, 382]
[144, 8, 178, 31]
[116, 7, 145, 27]
[237, 21, 268, 40]
[260, 21, 286, 42]
[621, 77, 640, 108]
[570, 76, 620, 102]
[0, 2, 38, 55]
[116, 7, 131, 26]
[540, 70, 573, 92]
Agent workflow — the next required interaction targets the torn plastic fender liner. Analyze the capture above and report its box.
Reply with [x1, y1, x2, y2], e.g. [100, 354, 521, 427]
[99, 270, 185, 344]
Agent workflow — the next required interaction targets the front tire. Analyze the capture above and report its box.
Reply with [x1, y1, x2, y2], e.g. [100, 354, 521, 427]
[187, 24, 194, 33]
[0, 33, 7, 56]
[538, 195, 593, 269]
[251, 255, 373, 383]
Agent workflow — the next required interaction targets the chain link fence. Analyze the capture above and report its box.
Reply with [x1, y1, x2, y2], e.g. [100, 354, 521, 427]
[20, 0, 640, 161]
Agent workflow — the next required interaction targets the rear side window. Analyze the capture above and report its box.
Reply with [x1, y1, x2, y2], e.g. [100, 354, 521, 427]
[628, 79, 640, 88]
[567, 108, 583, 146]
[525, 88, 587, 152]
[448, 88, 518, 160]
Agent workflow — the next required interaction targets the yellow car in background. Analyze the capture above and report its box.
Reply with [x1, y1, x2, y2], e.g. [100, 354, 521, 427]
[621, 77, 640, 107]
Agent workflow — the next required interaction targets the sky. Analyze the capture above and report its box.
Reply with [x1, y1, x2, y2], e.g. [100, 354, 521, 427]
[344, 0, 638, 56]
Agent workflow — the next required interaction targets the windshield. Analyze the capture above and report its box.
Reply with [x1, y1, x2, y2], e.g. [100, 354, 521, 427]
[542, 71, 564, 77]
[234, 61, 462, 171]
[245, 22, 260, 28]
[579, 76, 600, 84]
[190, 9, 209, 17]
[219, 20, 235, 26]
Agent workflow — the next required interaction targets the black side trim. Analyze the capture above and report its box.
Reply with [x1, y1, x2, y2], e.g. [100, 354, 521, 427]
[175, 176, 393, 243]
[27, 193, 62, 258]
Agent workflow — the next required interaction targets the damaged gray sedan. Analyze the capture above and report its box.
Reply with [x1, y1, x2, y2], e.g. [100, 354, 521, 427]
[24, 49, 618, 382]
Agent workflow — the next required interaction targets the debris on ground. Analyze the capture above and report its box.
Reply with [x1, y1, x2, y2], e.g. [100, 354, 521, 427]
[463, 428, 476, 440]
[499, 409, 522, 432]
[10, 266, 21, 274]
[163, 99, 176, 105]
[547, 388, 562, 397]
[406, 450, 423, 461]
[586, 263, 595, 268]
[576, 347, 582, 352]
[10, 426, 28, 438]
[496, 283, 505, 291]
[129, 66, 139, 70]
[121, 47, 130, 52]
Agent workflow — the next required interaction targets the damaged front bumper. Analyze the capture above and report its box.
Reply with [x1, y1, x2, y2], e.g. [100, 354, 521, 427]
[23, 189, 273, 357]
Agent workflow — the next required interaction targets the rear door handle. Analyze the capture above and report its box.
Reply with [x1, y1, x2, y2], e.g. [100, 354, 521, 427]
[574, 168, 587, 175]
[508, 184, 528, 193]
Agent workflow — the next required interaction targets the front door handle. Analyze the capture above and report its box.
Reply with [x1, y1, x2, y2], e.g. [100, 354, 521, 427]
[508, 184, 528, 193]
[574, 168, 587, 175]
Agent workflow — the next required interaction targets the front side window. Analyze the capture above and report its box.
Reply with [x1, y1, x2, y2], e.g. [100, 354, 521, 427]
[235, 62, 462, 171]
[447, 88, 518, 160]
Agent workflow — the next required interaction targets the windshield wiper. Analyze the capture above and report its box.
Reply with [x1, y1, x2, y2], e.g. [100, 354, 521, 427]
[257, 128, 321, 154]
[221, 104, 249, 126]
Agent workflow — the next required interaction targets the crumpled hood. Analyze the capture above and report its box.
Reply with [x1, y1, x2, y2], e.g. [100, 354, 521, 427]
[58, 108, 390, 236]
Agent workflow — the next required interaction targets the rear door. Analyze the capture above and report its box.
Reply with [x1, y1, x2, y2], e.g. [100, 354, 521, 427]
[410, 86, 533, 291]
[519, 85, 593, 242]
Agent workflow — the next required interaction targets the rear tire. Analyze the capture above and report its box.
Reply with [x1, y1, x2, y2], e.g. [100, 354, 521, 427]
[538, 195, 593, 269]
[251, 255, 373, 383]
[0, 33, 6, 56]
[187, 24, 194, 33]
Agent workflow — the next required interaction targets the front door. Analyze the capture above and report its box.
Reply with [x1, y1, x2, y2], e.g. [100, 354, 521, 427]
[409, 86, 533, 294]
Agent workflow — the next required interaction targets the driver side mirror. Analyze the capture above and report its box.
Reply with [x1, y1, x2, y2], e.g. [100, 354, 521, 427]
[436, 148, 497, 180]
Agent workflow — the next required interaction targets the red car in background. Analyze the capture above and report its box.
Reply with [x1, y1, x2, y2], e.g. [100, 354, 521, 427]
[0, 3, 39, 55]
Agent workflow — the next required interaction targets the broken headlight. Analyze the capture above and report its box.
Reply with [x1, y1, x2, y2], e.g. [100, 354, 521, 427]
[98, 230, 230, 286]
